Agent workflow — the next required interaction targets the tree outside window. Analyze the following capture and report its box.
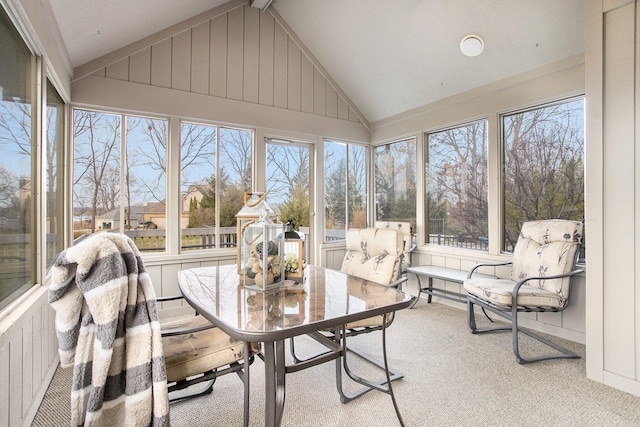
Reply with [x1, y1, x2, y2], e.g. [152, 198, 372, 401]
[426, 121, 488, 250]
[502, 97, 585, 254]
[266, 143, 310, 231]
[374, 137, 417, 226]
[324, 141, 367, 242]
[0, 7, 37, 307]
[73, 109, 167, 251]
[180, 123, 252, 251]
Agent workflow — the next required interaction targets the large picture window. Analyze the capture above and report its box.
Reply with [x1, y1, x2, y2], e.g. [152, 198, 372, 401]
[425, 120, 489, 250]
[324, 140, 367, 242]
[73, 109, 168, 251]
[266, 141, 311, 232]
[374, 137, 417, 225]
[502, 97, 585, 253]
[180, 123, 252, 251]
[0, 6, 37, 309]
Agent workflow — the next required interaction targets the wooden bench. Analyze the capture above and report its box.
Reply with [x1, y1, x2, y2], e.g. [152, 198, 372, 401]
[406, 265, 497, 308]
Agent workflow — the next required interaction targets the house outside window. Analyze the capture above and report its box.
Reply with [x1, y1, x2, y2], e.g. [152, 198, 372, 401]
[425, 120, 489, 250]
[324, 140, 367, 242]
[502, 97, 585, 254]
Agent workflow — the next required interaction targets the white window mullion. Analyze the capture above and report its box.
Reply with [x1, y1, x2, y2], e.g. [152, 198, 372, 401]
[167, 117, 181, 255]
[119, 114, 127, 233]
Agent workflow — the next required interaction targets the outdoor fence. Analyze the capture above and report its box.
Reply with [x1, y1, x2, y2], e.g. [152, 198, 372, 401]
[125, 227, 238, 251]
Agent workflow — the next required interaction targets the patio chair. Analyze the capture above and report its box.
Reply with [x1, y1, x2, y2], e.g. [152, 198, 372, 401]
[48, 232, 259, 427]
[464, 219, 583, 364]
[290, 227, 408, 402]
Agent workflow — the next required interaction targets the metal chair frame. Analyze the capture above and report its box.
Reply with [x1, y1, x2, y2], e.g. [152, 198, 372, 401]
[288, 276, 407, 394]
[283, 312, 406, 426]
[466, 260, 583, 364]
[158, 294, 256, 427]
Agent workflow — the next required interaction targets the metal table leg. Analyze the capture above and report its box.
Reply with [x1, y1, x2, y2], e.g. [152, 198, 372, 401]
[263, 340, 287, 427]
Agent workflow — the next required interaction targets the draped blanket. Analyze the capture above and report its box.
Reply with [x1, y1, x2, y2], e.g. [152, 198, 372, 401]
[48, 233, 170, 427]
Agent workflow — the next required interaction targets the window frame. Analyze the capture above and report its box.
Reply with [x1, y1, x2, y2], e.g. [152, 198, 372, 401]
[323, 139, 368, 243]
[500, 96, 585, 256]
[70, 109, 257, 258]
[423, 119, 489, 251]
[179, 120, 254, 253]
[373, 136, 418, 228]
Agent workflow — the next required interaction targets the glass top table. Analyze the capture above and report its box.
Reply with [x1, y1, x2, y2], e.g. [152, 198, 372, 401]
[178, 264, 413, 427]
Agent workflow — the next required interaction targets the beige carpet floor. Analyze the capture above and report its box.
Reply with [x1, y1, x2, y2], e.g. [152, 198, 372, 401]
[32, 300, 640, 426]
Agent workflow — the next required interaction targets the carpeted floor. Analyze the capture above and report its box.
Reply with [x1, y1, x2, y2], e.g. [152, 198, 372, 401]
[32, 300, 640, 426]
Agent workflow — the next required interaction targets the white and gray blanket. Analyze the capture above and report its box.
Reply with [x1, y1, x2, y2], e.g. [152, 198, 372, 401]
[48, 232, 170, 426]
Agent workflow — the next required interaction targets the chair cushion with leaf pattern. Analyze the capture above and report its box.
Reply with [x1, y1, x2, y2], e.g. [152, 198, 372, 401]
[511, 220, 582, 299]
[339, 227, 404, 329]
[340, 228, 403, 285]
[464, 219, 582, 309]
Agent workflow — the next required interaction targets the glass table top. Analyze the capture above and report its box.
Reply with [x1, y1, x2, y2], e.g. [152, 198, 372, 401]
[178, 264, 413, 341]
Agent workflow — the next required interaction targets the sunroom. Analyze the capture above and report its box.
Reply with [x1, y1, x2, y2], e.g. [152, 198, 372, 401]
[1, 0, 640, 425]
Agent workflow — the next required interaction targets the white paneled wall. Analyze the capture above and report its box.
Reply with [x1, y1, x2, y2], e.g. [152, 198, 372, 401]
[584, 0, 640, 397]
[88, 4, 363, 127]
[0, 288, 59, 427]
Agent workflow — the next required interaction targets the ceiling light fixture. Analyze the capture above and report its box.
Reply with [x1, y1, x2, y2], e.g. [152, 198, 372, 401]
[460, 35, 484, 57]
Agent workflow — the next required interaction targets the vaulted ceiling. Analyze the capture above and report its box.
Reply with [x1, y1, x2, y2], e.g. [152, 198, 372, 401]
[49, 0, 585, 123]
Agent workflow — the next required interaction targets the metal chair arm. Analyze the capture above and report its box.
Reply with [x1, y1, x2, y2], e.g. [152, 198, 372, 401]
[388, 277, 408, 289]
[467, 261, 513, 279]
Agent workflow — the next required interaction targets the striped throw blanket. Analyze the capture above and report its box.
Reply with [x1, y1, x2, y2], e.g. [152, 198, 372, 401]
[48, 232, 170, 426]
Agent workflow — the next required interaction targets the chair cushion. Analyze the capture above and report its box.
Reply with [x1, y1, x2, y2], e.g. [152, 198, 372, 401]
[375, 221, 415, 271]
[341, 228, 403, 284]
[464, 277, 566, 308]
[162, 316, 259, 383]
[511, 220, 582, 300]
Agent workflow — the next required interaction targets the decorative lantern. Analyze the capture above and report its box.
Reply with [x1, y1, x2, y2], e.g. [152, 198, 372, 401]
[236, 192, 276, 274]
[283, 219, 306, 281]
[241, 209, 284, 291]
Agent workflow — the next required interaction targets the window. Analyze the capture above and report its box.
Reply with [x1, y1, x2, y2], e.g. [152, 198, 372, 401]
[46, 81, 65, 267]
[0, 6, 37, 309]
[374, 137, 417, 225]
[502, 97, 585, 253]
[324, 140, 367, 242]
[73, 109, 168, 251]
[180, 123, 252, 251]
[266, 140, 311, 231]
[425, 120, 489, 250]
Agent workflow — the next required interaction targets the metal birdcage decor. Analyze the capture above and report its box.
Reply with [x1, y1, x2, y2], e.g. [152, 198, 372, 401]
[241, 209, 284, 291]
[236, 192, 276, 274]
